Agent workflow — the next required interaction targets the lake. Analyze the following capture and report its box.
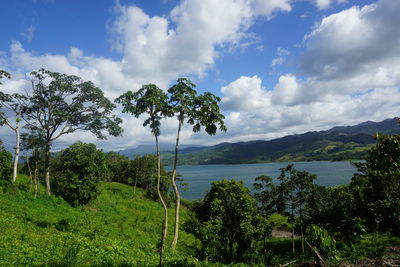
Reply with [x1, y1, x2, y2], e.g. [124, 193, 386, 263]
[170, 161, 358, 201]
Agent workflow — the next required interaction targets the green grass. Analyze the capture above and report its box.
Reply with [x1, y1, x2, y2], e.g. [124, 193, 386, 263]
[267, 214, 291, 231]
[0, 175, 200, 266]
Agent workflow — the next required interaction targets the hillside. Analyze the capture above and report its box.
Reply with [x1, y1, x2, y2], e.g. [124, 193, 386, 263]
[0, 177, 199, 266]
[161, 118, 400, 165]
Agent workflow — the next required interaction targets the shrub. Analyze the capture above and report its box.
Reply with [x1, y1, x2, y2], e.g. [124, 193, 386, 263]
[306, 224, 338, 260]
[52, 142, 107, 206]
[0, 140, 12, 183]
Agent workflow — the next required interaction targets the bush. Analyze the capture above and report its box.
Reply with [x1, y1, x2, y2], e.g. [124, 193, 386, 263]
[189, 179, 266, 263]
[0, 141, 12, 183]
[52, 142, 107, 206]
[306, 224, 338, 260]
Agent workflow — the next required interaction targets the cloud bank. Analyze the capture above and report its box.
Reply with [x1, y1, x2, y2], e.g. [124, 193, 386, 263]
[1, 0, 399, 150]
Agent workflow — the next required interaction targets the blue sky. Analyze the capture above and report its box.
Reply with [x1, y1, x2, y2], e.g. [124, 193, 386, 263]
[0, 0, 399, 150]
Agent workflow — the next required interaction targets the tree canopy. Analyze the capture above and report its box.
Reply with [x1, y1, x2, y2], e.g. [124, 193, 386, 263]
[22, 69, 123, 195]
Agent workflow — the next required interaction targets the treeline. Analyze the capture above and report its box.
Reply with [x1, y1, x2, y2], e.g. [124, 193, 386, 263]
[0, 141, 175, 206]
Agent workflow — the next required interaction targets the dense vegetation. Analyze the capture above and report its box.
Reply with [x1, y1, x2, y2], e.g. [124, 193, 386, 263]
[1, 68, 400, 266]
[1, 132, 400, 266]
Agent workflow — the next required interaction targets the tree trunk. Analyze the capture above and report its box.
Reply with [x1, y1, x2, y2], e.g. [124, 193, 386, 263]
[291, 205, 295, 253]
[156, 135, 168, 266]
[300, 204, 304, 253]
[171, 120, 182, 250]
[133, 172, 137, 195]
[34, 157, 39, 198]
[44, 143, 51, 195]
[12, 113, 20, 183]
[26, 153, 33, 190]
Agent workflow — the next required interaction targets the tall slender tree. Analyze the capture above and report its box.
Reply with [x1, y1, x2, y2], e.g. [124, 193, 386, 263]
[0, 70, 27, 183]
[115, 84, 170, 265]
[22, 69, 122, 195]
[276, 164, 316, 253]
[168, 78, 227, 249]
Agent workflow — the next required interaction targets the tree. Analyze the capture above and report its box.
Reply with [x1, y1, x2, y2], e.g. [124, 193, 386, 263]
[276, 164, 316, 253]
[350, 133, 400, 234]
[167, 78, 227, 249]
[0, 91, 27, 183]
[130, 154, 171, 200]
[115, 84, 170, 265]
[52, 142, 107, 206]
[22, 69, 122, 195]
[0, 139, 12, 182]
[0, 70, 25, 184]
[253, 175, 277, 218]
[103, 152, 131, 183]
[0, 70, 11, 81]
[190, 179, 265, 263]
[20, 131, 47, 197]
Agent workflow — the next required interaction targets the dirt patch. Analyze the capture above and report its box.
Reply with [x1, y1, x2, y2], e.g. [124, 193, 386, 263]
[85, 206, 98, 212]
[272, 229, 296, 238]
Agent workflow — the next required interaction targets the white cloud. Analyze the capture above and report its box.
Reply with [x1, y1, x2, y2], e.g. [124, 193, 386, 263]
[215, 0, 400, 144]
[302, 0, 400, 85]
[110, 0, 294, 83]
[271, 47, 290, 66]
[219, 74, 400, 143]
[21, 25, 36, 42]
[271, 57, 286, 66]
[221, 75, 271, 112]
[277, 47, 290, 56]
[250, 0, 292, 18]
[314, 0, 347, 10]
[1, 0, 296, 150]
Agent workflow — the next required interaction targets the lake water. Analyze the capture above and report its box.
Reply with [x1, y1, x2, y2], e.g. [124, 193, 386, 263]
[170, 161, 358, 200]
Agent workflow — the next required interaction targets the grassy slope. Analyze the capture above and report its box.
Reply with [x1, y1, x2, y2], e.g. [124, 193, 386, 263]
[0, 175, 200, 266]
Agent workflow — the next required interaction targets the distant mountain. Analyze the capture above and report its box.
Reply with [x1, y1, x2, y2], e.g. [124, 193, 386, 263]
[160, 118, 400, 165]
[119, 143, 204, 158]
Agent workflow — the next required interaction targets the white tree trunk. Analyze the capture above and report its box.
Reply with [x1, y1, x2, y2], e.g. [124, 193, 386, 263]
[156, 135, 168, 266]
[171, 120, 182, 250]
[12, 114, 20, 183]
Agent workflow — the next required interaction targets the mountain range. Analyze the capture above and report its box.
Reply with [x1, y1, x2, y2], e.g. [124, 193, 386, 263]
[119, 118, 400, 165]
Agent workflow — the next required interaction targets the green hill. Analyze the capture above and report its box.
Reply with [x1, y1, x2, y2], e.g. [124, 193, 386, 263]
[0, 176, 200, 266]
[161, 118, 400, 165]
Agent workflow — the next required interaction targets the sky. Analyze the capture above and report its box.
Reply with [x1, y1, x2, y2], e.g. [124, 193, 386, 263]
[0, 0, 399, 151]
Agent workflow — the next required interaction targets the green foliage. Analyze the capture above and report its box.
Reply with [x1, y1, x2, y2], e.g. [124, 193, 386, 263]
[189, 179, 266, 263]
[24, 69, 123, 140]
[102, 153, 176, 203]
[115, 84, 170, 137]
[275, 164, 317, 248]
[0, 69, 11, 82]
[339, 233, 400, 262]
[167, 78, 227, 135]
[267, 214, 291, 231]
[0, 140, 12, 182]
[306, 224, 338, 260]
[103, 152, 131, 183]
[350, 133, 400, 234]
[304, 184, 367, 241]
[253, 175, 276, 218]
[52, 142, 107, 206]
[132, 154, 172, 201]
[22, 69, 122, 195]
[0, 181, 199, 266]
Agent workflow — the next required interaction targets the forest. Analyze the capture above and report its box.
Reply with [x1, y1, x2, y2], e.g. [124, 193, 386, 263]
[1, 69, 400, 266]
